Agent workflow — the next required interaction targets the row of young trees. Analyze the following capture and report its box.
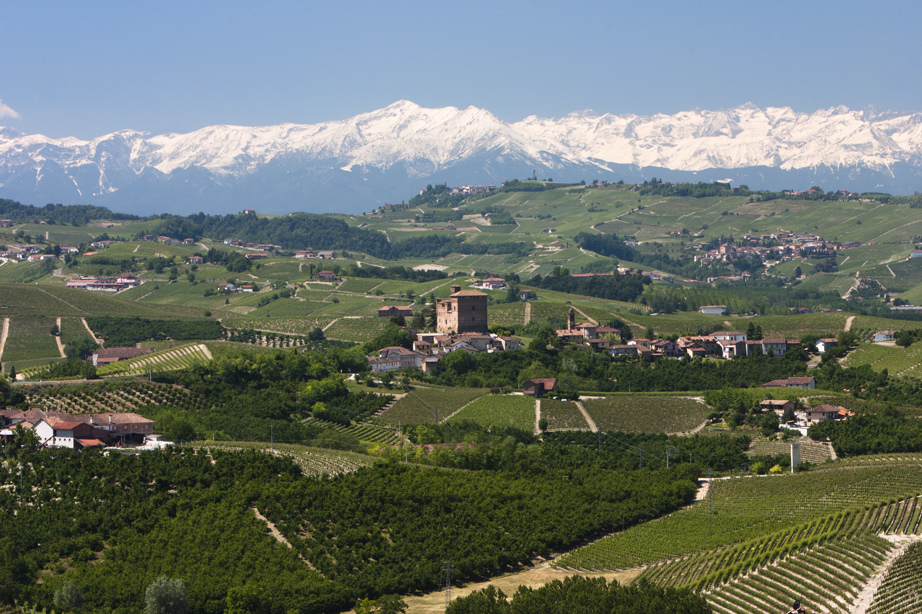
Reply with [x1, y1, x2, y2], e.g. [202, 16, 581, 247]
[86, 316, 224, 346]
[0, 444, 699, 612]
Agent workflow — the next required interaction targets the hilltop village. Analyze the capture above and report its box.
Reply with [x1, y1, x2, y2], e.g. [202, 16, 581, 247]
[3, 181, 922, 614]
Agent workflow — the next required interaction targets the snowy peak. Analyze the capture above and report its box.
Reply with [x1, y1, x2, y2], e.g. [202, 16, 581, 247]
[0, 101, 920, 214]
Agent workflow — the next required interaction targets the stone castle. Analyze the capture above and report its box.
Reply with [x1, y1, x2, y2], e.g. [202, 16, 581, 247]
[436, 285, 488, 334]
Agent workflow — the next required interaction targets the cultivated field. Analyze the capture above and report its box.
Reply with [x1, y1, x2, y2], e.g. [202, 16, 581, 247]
[185, 441, 379, 477]
[378, 387, 488, 425]
[448, 394, 536, 431]
[541, 398, 591, 431]
[581, 395, 711, 434]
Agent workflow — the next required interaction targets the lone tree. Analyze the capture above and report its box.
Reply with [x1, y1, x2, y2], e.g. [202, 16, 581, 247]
[54, 580, 85, 609]
[145, 576, 189, 614]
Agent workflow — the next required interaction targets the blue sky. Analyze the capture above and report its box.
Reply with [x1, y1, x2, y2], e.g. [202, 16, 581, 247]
[1, 0, 919, 139]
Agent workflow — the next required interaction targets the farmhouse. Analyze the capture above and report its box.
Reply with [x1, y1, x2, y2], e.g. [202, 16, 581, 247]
[803, 404, 842, 425]
[760, 399, 794, 414]
[10, 410, 155, 447]
[33, 419, 112, 450]
[523, 378, 557, 397]
[698, 305, 729, 315]
[90, 347, 154, 367]
[816, 338, 839, 353]
[873, 330, 897, 343]
[373, 346, 425, 371]
[475, 277, 507, 290]
[762, 376, 816, 390]
[377, 305, 414, 318]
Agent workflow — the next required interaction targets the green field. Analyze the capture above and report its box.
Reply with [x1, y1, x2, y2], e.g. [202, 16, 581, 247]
[0, 284, 207, 318]
[581, 394, 711, 433]
[448, 394, 536, 431]
[323, 317, 389, 342]
[0, 260, 56, 284]
[59, 316, 94, 346]
[1, 316, 61, 365]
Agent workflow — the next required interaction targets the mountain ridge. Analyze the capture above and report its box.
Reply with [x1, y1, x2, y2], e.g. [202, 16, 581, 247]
[1, 100, 920, 215]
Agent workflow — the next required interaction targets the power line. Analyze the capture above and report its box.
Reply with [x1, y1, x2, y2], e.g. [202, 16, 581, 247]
[444, 560, 453, 609]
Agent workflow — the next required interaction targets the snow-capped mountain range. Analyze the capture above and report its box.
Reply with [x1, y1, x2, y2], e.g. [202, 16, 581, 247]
[1, 100, 920, 215]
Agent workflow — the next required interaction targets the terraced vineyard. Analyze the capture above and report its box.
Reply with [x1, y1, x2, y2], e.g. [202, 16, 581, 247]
[448, 394, 536, 431]
[582, 394, 710, 434]
[378, 387, 488, 425]
[868, 540, 922, 614]
[639, 497, 922, 590]
[555, 458, 922, 572]
[95, 343, 211, 377]
[704, 533, 892, 614]
[185, 441, 377, 477]
[303, 417, 400, 445]
[541, 398, 591, 431]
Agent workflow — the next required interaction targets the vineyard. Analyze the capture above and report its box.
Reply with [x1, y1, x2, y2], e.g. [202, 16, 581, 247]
[487, 302, 527, 328]
[95, 343, 212, 377]
[23, 380, 212, 414]
[555, 457, 922, 572]
[844, 341, 922, 378]
[747, 438, 833, 464]
[447, 394, 536, 431]
[378, 386, 488, 425]
[638, 499, 922, 592]
[302, 417, 400, 446]
[1, 317, 61, 368]
[222, 316, 335, 336]
[185, 441, 377, 477]
[704, 533, 892, 614]
[323, 317, 389, 342]
[225, 328, 312, 348]
[867, 540, 922, 614]
[541, 398, 592, 431]
[581, 394, 711, 434]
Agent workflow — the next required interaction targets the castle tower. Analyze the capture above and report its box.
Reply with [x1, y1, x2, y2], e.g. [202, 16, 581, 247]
[567, 308, 575, 330]
[436, 286, 488, 333]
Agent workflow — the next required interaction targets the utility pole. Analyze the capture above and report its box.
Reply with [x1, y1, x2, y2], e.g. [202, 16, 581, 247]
[639, 446, 643, 469]
[708, 468, 714, 516]
[434, 406, 438, 424]
[270, 423, 274, 452]
[444, 560, 453, 609]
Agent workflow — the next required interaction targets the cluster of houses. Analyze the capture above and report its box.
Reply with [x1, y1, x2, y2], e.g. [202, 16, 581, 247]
[368, 333, 524, 374]
[0, 243, 65, 262]
[65, 273, 142, 292]
[693, 232, 872, 271]
[214, 281, 259, 293]
[0, 408, 156, 450]
[756, 381, 855, 430]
